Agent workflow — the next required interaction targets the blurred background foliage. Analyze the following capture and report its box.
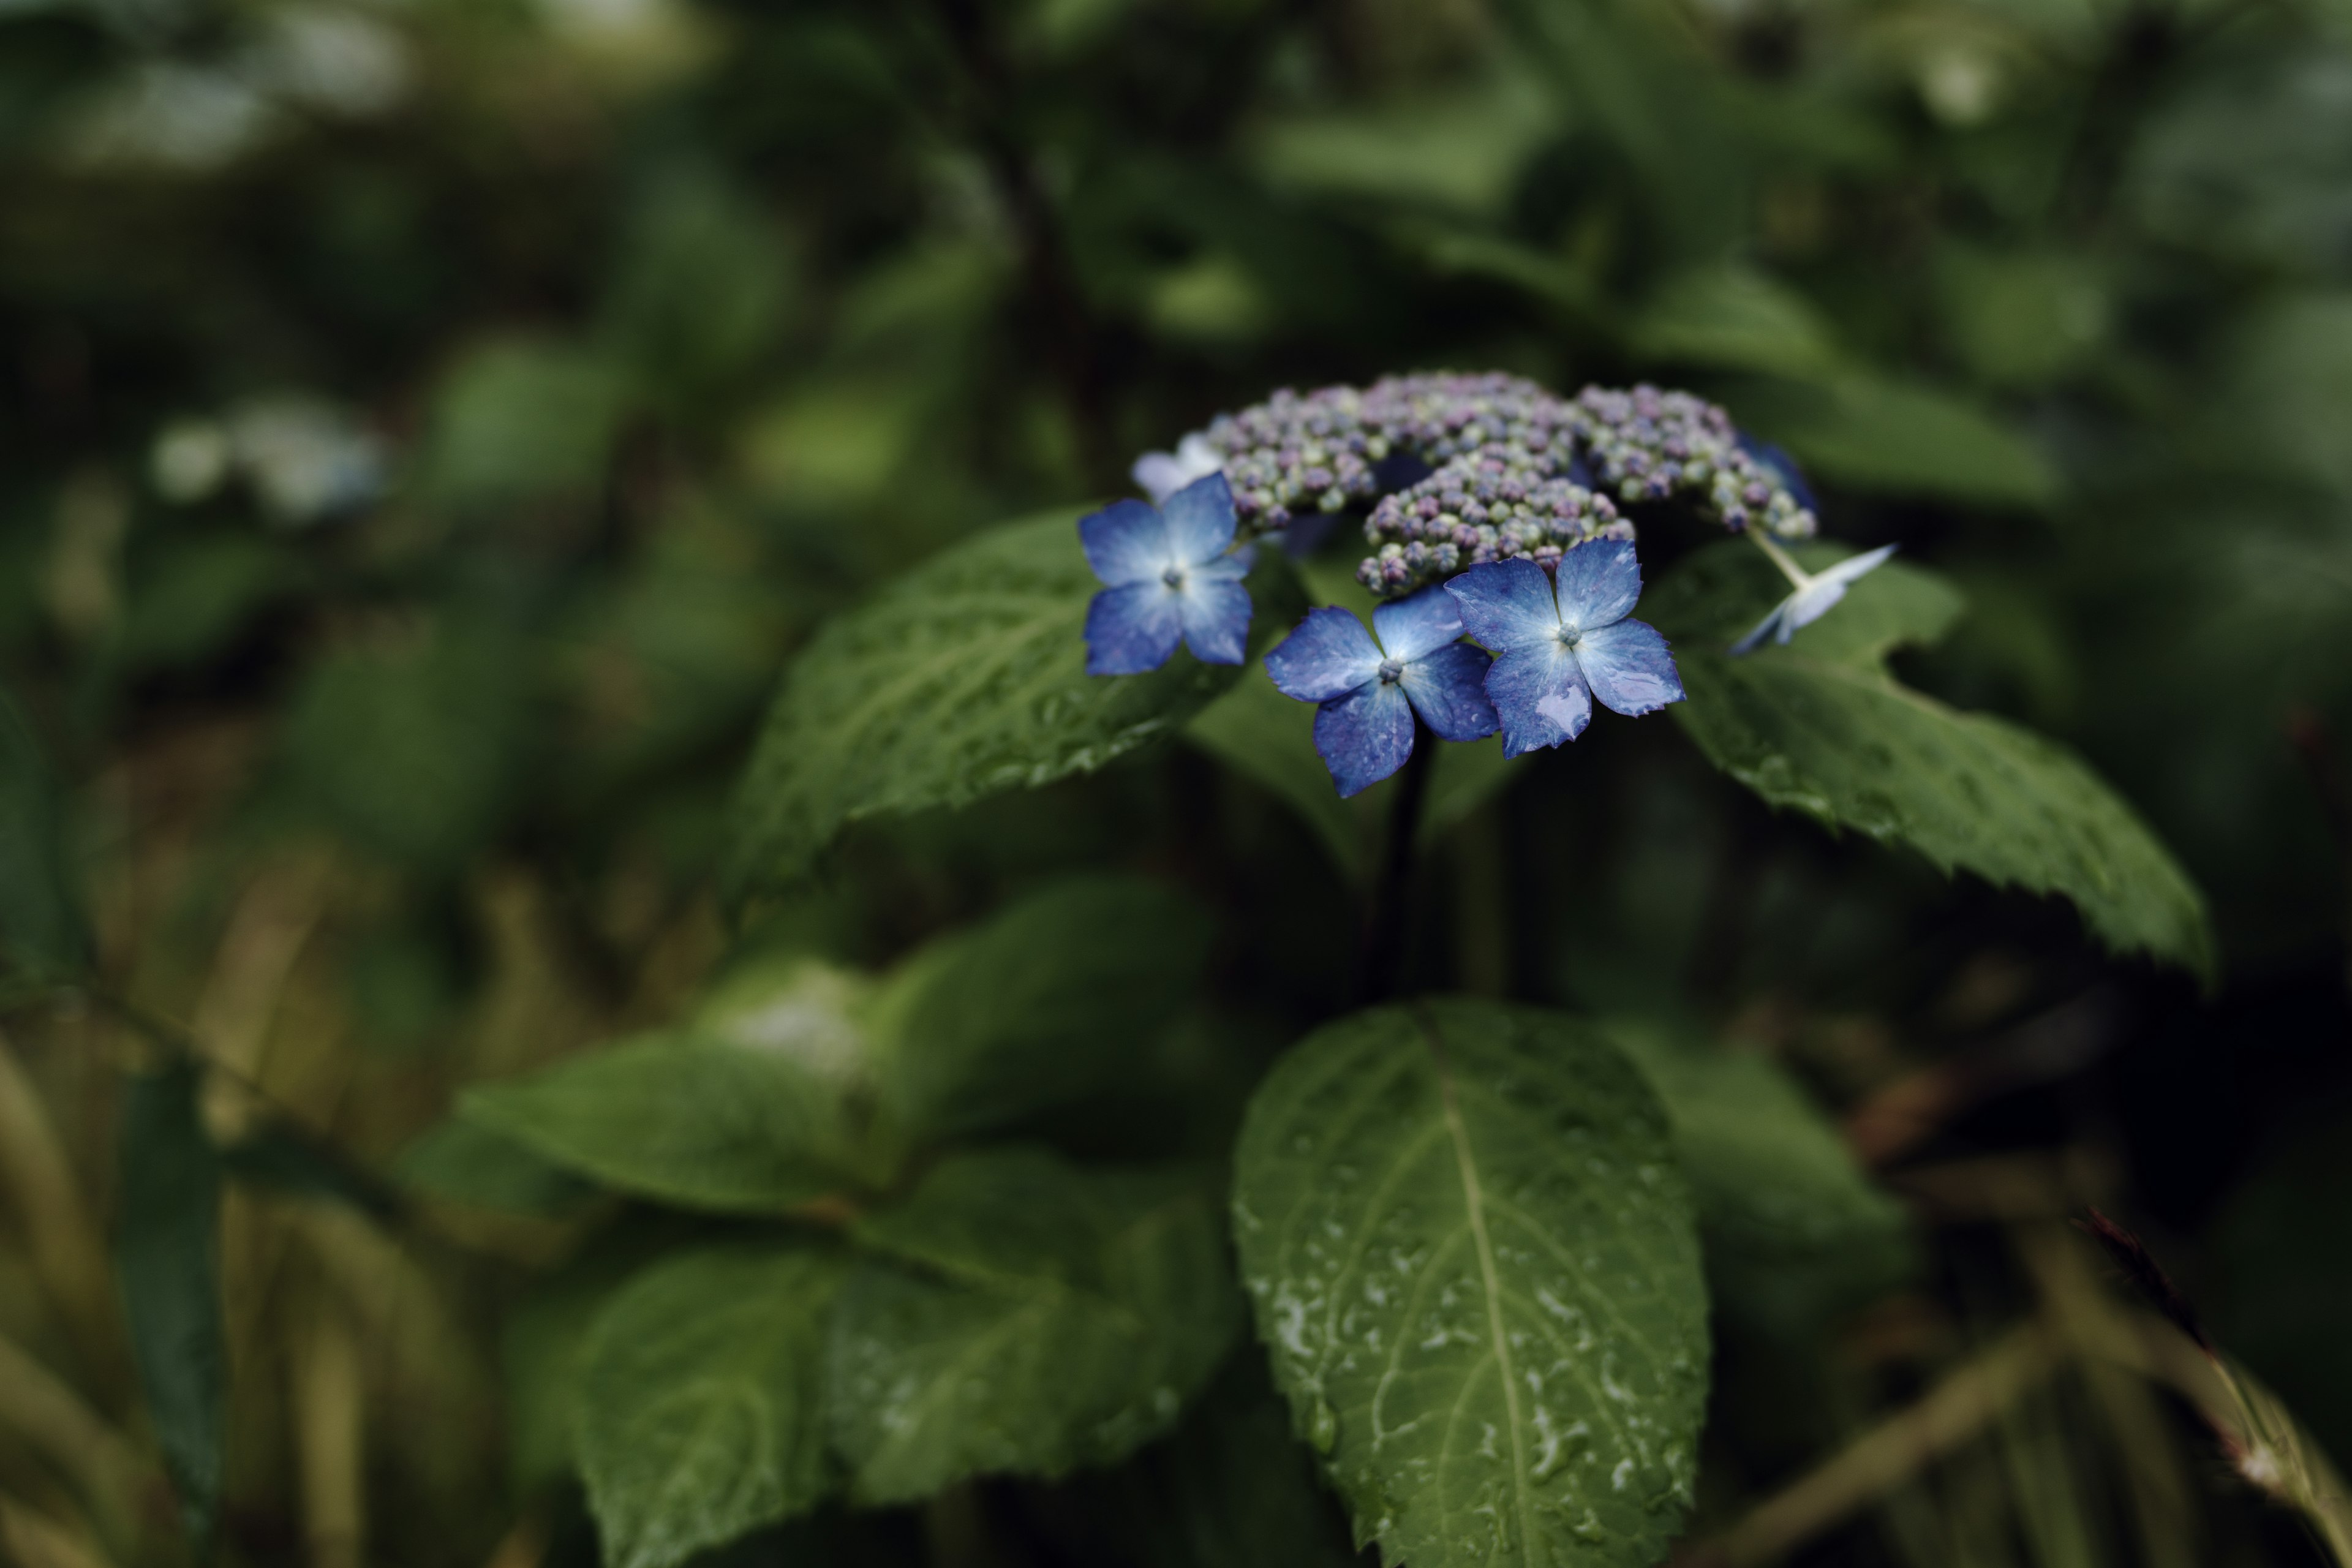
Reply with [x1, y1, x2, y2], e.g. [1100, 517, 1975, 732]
[3, 0, 2352, 1564]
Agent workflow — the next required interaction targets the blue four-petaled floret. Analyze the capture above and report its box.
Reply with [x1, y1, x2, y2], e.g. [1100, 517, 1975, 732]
[1079, 473, 1256, 677]
[1262, 587, 1499, 797]
[1444, 541, 1686, 758]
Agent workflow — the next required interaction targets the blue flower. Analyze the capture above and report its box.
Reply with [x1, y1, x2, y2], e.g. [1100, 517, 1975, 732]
[1081, 473, 1254, 676]
[1444, 541, 1684, 756]
[1131, 432, 1225, 505]
[1263, 586, 1498, 797]
[1729, 540, 1897, 656]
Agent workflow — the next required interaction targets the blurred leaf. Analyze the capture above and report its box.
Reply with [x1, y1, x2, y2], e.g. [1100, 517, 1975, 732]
[281, 619, 531, 870]
[503, 1224, 682, 1493]
[865, 875, 1214, 1142]
[2128, 47, 2352, 275]
[113, 1059, 225, 1546]
[2212, 1104, 2352, 1467]
[577, 1245, 848, 1568]
[0, 685, 87, 978]
[393, 1117, 597, 1218]
[1727, 372, 2059, 507]
[218, 1120, 403, 1221]
[1188, 672, 1365, 878]
[1231, 999, 1708, 1568]
[1606, 1017, 1913, 1326]
[1936, 246, 2109, 390]
[831, 1147, 1240, 1503]
[2215, 292, 2352, 496]
[421, 337, 626, 510]
[601, 167, 796, 410]
[724, 511, 1243, 903]
[461, 1028, 891, 1214]
[1632, 263, 1843, 379]
[1088, 1352, 1360, 1568]
[113, 534, 292, 677]
[1652, 541, 2216, 978]
[1250, 69, 1559, 218]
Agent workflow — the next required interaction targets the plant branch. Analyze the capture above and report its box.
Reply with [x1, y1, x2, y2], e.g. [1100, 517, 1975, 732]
[1358, 723, 1436, 1004]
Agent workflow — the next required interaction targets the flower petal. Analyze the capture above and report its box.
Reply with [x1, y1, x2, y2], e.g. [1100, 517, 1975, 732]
[1312, 681, 1415, 797]
[1371, 584, 1466, 663]
[1400, 642, 1498, 742]
[1263, 607, 1383, 701]
[1483, 644, 1590, 756]
[1445, 559, 1560, 652]
[1079, 500, 1172, 587]
[1814, 541, 1898, 591]
[1085, 583, 1183, 675]
[1189, 542, 1256, 582]
[1131, 432, 1224, 504]
[1177, 577, 1252, 666]
[1552, 538, 1643, 633]
[1162, 472, 1238, 565]
[1574, 617, 1684, 717]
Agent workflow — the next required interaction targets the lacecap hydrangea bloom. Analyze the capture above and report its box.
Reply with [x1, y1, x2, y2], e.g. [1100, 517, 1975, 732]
[1263, 587, 1498, 796]
[1079, 474, 1254, 676]
[1446, 541, 1685, 756]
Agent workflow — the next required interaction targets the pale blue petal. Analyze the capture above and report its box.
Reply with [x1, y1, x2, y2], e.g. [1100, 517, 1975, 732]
[1080, 500, 1171, 587]
[1162, 472, 1238, 566]
[1445, 559, 1560, 652]
[1190, 542, 1255, 582]
[1085, 583, 1183, 675]
[1313, 681, 1415, 797]
[1400, 642, 1498, 742]
[1552, 538, 1643, 633]
[1263, 608, 1382, 701]
[1178, 578, 1252, 666]
[1132, 453, 1191, 505]
[1781, 578, 1849, 635]
[1133, 434, 1226, 505]
[1817, 542, 1898, 588]
[1574, 617, 1684, 717]
[1483, 644, 1589, 756]
[1371, 584, 1466, 663]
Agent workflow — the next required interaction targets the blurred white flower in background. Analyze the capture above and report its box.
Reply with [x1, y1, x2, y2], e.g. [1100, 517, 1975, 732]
[151, 395, 388, 526]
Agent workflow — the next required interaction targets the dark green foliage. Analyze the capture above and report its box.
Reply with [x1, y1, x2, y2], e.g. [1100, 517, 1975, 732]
[114, 1060, 226, 1547]
[725, 514, 1246, 902]
[1231, 1000, 1709, 1568]
[0, 687, 87, 978]
[1650, 542, 2215, 978]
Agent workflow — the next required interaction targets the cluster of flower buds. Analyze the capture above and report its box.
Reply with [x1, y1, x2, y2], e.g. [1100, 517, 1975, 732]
[1189, 371, 1817, 599]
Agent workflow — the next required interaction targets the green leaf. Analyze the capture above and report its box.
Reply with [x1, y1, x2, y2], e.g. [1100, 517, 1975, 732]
[724, 512, 1245, 903]
[1091, 1353, 1362, 1568]
[577, 1245, 848, 1568]
[219, 1120, 403, 1221]
[1231, 1000, 1709, 1568]
[0, 685, 87, 979]
[1604, 1018, 1912, 1327]
[421, 337, 627, 510]
[394, 1117, 598, 1217]
[114, 1060, 226, 1547]
[461, 1028, 890, 1214]
[830, 1147, 1242, 1503]
[1649, 541, 2215, 978]
[865, 875, 1214, 1140]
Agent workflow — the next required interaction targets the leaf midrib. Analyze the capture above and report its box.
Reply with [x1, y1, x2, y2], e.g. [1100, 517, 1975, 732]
[1422, 1008, 1536, 1567]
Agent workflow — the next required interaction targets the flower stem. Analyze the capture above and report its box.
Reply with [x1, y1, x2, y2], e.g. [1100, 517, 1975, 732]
[1357, 720, 1436, 1004]
[1746, 526, 1813, 590]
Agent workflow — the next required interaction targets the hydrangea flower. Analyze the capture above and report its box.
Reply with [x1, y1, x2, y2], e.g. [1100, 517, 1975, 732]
[1444, 541, 1684, 756]
[1080, 473, 1254, 676]
[1131, 432, 1224, 505]
[1263, 586, 1498, 797]
[1730, 540, 1898, 656]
